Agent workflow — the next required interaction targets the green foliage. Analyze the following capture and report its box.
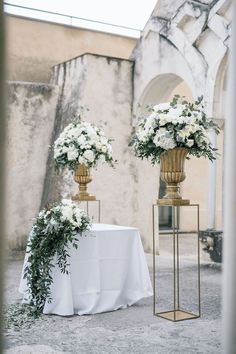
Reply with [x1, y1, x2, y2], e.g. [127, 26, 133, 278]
[23, 200, 91, 312]
[3, 304, 42, 331]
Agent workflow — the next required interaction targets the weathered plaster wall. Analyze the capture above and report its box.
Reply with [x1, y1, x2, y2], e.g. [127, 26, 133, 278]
[5, 0, 229, 251]
[6, 82, 59, 249]
[131, 0, 231, 231]
[39, 53, 158, 251]
[5, 15, 137, 83]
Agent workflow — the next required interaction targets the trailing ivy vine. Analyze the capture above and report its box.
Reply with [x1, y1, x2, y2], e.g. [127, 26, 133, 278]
[23, 199, 90, 313]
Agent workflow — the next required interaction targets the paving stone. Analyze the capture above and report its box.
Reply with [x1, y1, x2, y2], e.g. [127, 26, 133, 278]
[3, 251, 222, 354]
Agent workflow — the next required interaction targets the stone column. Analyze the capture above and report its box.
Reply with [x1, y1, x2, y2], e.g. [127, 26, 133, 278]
[0, 2, 5, 351]
[207, 129, 217, 229]
[223, 1, 236, 352]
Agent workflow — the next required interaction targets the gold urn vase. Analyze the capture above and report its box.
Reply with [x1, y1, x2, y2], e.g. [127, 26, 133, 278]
[72, 164, 96, 201]
[157, 147, 190, 206]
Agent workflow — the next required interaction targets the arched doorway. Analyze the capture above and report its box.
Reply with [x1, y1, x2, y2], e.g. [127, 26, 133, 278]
[136, 73, 193, 229]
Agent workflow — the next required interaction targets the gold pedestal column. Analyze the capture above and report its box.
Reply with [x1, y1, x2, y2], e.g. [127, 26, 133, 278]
[152, 203, 201, 321]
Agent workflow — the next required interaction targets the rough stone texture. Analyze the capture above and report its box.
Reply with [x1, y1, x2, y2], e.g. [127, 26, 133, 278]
[6, 15, 137, 83]
[5, 0, 230, 251]
[131, 0, 231, 231]
[6, 82, 59, 249]
[4, 243, 222, 354]
[40, 53, 159, 251]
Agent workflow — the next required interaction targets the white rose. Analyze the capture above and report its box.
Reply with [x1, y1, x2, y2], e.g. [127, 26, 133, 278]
[95, 142, 102, 150]
[83, 150, 95, 163]
[186, 139, 194, 147]
[158, 114, 168, 126]
[67, 147, 78, 161]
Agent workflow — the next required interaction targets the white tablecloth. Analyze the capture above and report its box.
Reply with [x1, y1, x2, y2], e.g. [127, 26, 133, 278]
[19, 223, 153, 316]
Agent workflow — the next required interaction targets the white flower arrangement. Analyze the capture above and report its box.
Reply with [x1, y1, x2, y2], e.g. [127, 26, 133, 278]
[35, 199, 90, 232]
[54, 118, 115, 171]
[130, 95, 220, 164]
[25, 199, 91, 311]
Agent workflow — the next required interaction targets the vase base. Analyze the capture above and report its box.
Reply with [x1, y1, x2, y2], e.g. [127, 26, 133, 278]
[157, 198, 190, 206]
[72, 194, 96, 201]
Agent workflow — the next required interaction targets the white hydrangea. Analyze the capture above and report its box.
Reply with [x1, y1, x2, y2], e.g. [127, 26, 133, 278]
[67, 147, 79, 161]
[137, 129, 149, 142]
[77, 135, 87, 146]
[53, 119, 114, 170]
[83, 149, 95, 163]
[60, 205, 74, 223]
[131, 96, 220, 163]
[145, 115, 156, 129]
[153, 129, 176, 150]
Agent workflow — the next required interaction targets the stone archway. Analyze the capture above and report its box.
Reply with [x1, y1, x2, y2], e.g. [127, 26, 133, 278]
[135, 73, 194, 230]
[132, 0, 232, 232]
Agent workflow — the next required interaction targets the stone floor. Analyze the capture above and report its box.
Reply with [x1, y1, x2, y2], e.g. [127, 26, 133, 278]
[3, 237, 222, 354]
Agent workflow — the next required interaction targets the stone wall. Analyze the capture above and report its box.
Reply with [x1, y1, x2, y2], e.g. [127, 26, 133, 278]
[5, 15, 137, 83]
[40, 53, 158, 251]
[6, 82, 59, 249]
[5, 0, 229, 251]
[131, 0, 231, 232]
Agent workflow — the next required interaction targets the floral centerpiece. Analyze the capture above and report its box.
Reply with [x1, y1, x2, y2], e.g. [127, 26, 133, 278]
[54, 119, 114, 170]
[24, 199, 91, 312]
[130, 95, 220, 164]
[130, 95, 220, 204]
[53, 118, 115, 200]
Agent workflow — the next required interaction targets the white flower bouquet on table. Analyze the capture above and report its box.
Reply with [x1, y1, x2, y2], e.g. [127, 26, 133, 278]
[54, 119, 115, 171]
[130, 95, 220, 164]
[24, 199, 91, 312]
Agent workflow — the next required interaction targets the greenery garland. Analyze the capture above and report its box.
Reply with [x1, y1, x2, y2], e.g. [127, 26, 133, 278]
[23, 199, 91, 313]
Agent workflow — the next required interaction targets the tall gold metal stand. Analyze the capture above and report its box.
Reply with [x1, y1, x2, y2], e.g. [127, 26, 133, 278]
[76, 200, 101, 223]
[152, 203, 201, 321]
